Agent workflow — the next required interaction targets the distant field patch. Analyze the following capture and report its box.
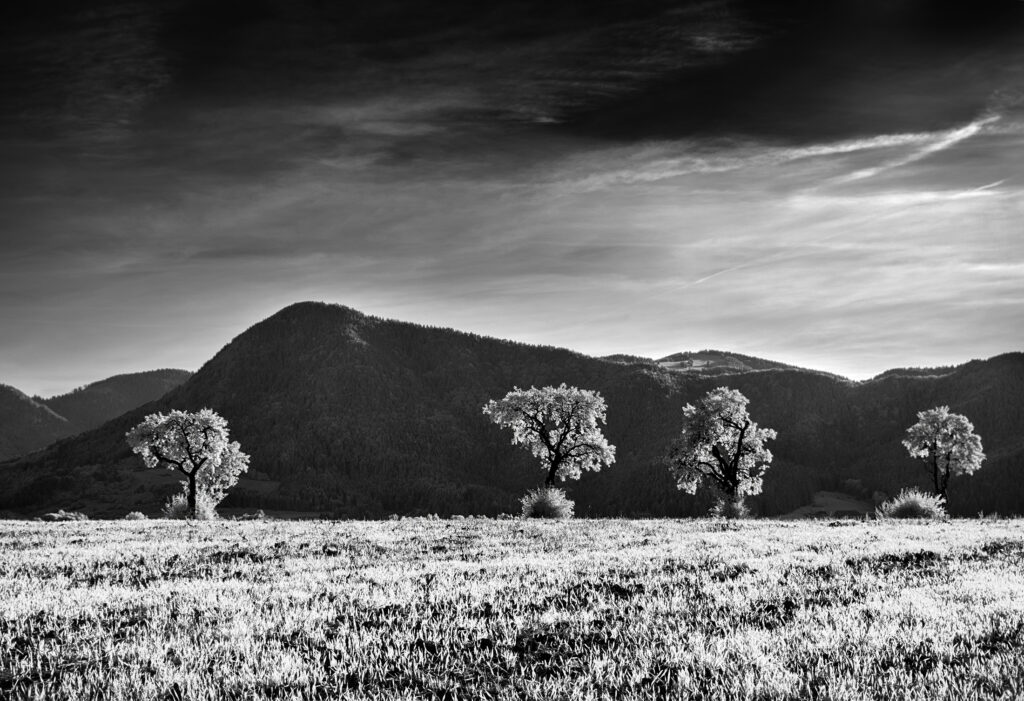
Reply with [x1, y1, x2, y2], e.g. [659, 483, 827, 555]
[2, 519, 1023, 700]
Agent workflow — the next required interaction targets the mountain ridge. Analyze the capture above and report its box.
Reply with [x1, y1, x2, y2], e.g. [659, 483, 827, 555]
[0, 369, 193, 461]
[0, 302, 1020, 518]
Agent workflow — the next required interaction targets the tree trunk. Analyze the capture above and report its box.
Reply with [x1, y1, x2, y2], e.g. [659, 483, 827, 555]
[728, 490, 742, 509]
[187, 473, 198, 518]
[938, 452, 953, 503]
[545, 460, 559, 487]
[938, 465, 949, 503]
[543, 449, 566, 487]
[930, 454, 943, 499]
[717, 488, 746, 519]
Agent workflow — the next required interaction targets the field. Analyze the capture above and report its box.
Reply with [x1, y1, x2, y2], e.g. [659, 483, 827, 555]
[2, 519, 1024, 700]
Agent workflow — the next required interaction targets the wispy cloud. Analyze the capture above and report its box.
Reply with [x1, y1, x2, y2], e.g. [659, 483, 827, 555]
[834, 116, 1000, 183]
[790, 182, 1008, 210]
[3, 2, 1024, 394]
[551, 121, 1005, 193]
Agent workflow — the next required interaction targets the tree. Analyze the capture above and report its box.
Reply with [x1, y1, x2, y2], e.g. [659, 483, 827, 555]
[126, 409, 250, 518]
[666, 387, 776, 513]
[195, 441, 250, 505]
[483, 384, 616, 486]
[902, 406, 984, 501]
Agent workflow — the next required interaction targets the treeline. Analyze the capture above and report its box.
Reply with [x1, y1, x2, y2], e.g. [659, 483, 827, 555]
[1, 303, 1022, 517]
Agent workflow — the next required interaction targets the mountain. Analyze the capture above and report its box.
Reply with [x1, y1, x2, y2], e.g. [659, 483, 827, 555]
[656, 351, 799, 375]
[0, 302, 1021, 518]
[0, 370, 192, 461]
[0, 385, 70, 462]
[42, 370, 193, 432]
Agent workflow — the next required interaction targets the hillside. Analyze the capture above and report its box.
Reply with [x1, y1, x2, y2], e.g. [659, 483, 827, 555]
[42, 369, 193, 431]
[0, 302, 1021, 518]
[656, 350, 799, 375]
[0, 370, 192, 461]
[0, 385, 70, 461]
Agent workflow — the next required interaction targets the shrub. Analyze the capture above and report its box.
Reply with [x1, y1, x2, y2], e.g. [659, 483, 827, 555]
[40, 509, 88, 522]
[710, 497, 750, 519]
[876, 488, 947, 520]
[123, 511, 148, 520]
[520, 487, 574, 519]
[162, 491, 219, 520]
[231, 510, 267, 521]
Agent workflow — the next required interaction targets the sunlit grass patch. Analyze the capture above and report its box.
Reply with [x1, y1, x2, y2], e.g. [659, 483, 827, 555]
[1, 519, 1023, 699]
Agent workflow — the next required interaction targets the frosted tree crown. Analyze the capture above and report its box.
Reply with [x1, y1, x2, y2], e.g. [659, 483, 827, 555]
[125, 408, 250, 502]
[666, 386, 776, 497]
[482, 383, 616, 482]
[902, 405, 985, 477]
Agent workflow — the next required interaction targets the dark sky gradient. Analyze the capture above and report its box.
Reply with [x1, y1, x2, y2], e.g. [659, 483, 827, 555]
[2, 0, 1022, 395]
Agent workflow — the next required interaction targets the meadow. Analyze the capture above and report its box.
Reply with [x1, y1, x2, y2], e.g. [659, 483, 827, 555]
[2, 518, 1023, 700]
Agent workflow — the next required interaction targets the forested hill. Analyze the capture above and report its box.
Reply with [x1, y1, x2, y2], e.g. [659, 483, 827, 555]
[656, 351, 804, 376]
[0, 385, 69, 463]
[0, 302, 1021, 518]
[0, 370, 192, 461]
[42, 370, 193, 432]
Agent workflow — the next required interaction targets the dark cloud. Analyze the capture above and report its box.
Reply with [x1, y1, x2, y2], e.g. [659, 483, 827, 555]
[0, 0, 1022, 394]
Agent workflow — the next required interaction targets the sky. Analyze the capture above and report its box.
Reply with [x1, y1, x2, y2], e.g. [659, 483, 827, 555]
[1, 0, 1023, 396]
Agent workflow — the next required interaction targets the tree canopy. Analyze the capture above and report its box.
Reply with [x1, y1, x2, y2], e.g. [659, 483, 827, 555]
[666, 387, 776, 509]
[483, 384, 616, 486]
[126, 408, 249, 517]
[902, 406, 984, 500]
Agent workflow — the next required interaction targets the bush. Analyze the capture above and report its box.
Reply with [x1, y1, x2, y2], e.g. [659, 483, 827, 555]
[710, 497, 750, 519]
[231, 510, 267, 521]
[876, 488, 947, 520]
[39, 509, 88, 522]
[123, 511, 148, 520]
[163, 491, 219, 520]
[520, 487, 574, 519]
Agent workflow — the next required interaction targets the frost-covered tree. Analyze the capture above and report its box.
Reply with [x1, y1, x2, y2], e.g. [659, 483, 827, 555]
[483, 384, 616, 486]
[126, 409, 250, 518]
[666, 387, 776, 514]
[195, 441, 249, 505]
[902, 406, 984, 501]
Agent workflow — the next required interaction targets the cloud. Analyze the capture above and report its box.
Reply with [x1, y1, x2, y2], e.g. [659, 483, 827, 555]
[834, 116, 1000, 183]
[3, 3, 1023, 395]
[789, 182, 1008, 210]
[549, 122, 1004, 194]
